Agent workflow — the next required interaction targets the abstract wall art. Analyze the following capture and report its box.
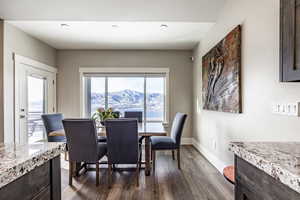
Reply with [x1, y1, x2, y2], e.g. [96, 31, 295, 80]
[202, 25, 241, 113]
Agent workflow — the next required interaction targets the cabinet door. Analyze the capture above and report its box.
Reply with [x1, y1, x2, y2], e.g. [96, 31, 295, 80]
[0, 161, 50, 200]
[32, 187, 51, 200]
[235, 156, 300, 200]
[280, 0, 300, 82]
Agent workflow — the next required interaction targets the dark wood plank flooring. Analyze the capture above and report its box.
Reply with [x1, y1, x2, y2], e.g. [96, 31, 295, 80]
[61, 146, 233, 200]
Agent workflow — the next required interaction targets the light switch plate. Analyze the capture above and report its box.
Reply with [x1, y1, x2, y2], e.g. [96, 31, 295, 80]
[289, 102, 300, 116]
[272, 102, 300, 116]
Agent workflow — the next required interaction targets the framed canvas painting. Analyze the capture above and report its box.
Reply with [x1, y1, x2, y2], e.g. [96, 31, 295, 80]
[202, 25, 242, 113]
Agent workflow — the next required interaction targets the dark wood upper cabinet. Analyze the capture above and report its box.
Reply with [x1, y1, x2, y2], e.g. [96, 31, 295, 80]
[280, 0, 300, 82]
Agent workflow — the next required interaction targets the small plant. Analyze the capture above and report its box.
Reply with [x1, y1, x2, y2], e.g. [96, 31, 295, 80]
[92, 107, 119, 125]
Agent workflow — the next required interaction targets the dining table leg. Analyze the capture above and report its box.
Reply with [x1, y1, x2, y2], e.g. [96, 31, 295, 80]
[75, 162, 81, 176]
[145, 136, 151, 176]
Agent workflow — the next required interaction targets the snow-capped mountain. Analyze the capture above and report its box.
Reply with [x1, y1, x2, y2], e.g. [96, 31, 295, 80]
[91, 89, 163, 111]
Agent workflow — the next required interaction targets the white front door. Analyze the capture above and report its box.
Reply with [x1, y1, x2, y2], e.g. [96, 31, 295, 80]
[14, 56, 56, 144]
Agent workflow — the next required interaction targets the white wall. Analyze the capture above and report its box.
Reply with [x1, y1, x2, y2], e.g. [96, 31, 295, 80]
[0, 20, 4, 142]
[193, 0, 300, 172]
[57, 50, 193, 138]
[3, 22, 56, 142]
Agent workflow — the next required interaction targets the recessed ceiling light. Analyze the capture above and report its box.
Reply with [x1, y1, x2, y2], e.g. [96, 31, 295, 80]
[60, 23, 70, 28]
[112, 24, 119, 28]
[160, 24, 168, 29]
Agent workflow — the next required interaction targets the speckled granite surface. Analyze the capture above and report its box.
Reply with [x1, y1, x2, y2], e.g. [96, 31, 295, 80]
[229, 142, 300, 194]
[0, 142, 66, 189]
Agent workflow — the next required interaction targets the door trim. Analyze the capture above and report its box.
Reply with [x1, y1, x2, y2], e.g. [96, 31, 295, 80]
[13, 54, 57, 144]
[14, 54, 57, 73]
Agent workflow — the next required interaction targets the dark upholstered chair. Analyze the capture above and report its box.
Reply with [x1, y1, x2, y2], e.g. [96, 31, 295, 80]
[61, 117, 107, 143]
[150, 113, 187, 171]
[105, 119, 141, 187]
[124, 111, 143, 123]
[41, 113, 69, 160]
[41, 113, 65, 142]
[124, 111, 144, 143]
[62, 119, 107, 186]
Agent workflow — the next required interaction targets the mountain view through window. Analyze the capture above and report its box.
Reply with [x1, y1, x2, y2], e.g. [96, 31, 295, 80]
[88, 76, 165, 122]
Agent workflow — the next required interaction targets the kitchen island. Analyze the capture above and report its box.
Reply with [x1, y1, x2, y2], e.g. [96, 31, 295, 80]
[229, 142, 300, 200]
[0, 142, 66, 200]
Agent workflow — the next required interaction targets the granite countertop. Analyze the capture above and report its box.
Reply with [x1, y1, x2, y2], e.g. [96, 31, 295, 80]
[229, 142, 300, 194]
[0, 142, 66, 189]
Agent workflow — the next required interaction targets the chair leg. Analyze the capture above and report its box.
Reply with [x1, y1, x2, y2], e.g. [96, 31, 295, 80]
[65, 151, 68, 161]
[108, 164, 112, 188]
[139, 150, 142, 170]
[136, 163, 140, 187]
[172, 150, 175, 160]
[152, 150, 156, 172]
[96, 162, 99, 186]
[177, 149, 181, 170]
[69, 161, 73, 186]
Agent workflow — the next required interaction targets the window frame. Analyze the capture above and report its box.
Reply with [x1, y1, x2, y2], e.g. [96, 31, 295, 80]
[79, 68, 170, 123]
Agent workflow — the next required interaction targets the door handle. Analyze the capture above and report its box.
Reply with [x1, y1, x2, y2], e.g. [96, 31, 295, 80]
[19, 115, 26, 119]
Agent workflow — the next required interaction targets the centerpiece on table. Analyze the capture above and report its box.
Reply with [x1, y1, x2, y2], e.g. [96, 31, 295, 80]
[92, 107, 120, 126]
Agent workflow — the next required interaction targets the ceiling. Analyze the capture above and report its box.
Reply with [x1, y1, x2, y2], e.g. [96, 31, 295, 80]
[0, 0, 225, 22]
[1, 0, 225, 50]
[8, 21, 214, 50]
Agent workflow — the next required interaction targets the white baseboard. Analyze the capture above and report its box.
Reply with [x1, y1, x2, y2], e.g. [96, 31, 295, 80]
[191, 138, 227, 173]
[181, 137, 193, 145]
[143, 136, 225, 173]
[142, 137, 193, 146]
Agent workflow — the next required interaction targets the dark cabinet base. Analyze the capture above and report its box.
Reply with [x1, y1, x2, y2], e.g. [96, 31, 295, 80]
[235, 155, 300, 200]
[0, 155, 61, 200]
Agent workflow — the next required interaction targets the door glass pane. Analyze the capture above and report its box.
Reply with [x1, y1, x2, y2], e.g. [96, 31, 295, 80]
[296, 5, 300, 69]
[146, 77, 165, 121]
[27, 76, 45, 143]
[90, 77, 105, 116]
[108, 77, 144, 118]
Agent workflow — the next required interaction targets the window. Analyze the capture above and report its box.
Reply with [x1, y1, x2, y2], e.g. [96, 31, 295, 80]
[27, 76, 46, 143]
[83, 72, 167, 122]
[146, 77, 165, 121]
[90, 77, 105, 115]
[108, 77, 145, 119]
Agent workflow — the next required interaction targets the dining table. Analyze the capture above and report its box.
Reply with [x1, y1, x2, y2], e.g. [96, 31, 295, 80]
[98, 122, 167, 176]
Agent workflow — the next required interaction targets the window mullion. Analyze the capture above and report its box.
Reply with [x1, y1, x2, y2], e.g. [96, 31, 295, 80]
[105, 76, 108, 109]
[164, 77, 166, 122]
[86, 77, 92, 117]
[144, 75, 147, 123]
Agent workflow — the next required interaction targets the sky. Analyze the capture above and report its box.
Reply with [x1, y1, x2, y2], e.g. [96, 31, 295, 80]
[28, 76, 45, 111]
[28, 76, 44, 102]
[91, 77, 164, 94]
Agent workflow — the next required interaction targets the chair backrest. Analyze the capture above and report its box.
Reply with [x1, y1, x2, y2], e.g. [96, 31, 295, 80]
[41, 113, 65, 142]
[124, 111, 143, 123]
[62, 119, 99, 162]
[170, 113, 187, 147]
[105, 119, 139, 164]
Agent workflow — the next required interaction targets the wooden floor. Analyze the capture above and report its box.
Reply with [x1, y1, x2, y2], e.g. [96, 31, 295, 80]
[61, 146, 234, 200]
